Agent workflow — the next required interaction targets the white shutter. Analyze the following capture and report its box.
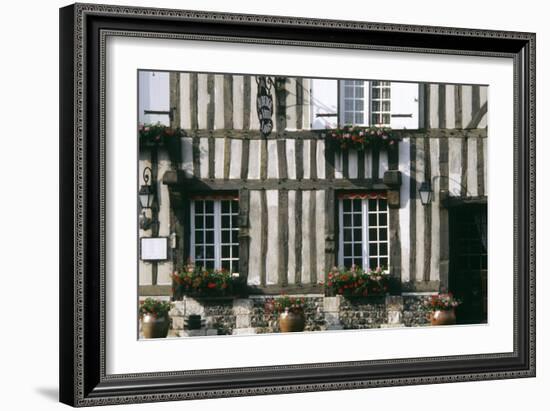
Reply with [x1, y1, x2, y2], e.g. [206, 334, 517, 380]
[138, 71, 170, 125]
[390, 82, 419, 129]
[310, 79, 338, 129]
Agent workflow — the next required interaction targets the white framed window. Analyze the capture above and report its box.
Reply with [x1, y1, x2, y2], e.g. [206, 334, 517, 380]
[190, 196, 239, 273]
[370, 81, 391, 126]
[338, 194, 389, 270]
[341, 80, 368, 125]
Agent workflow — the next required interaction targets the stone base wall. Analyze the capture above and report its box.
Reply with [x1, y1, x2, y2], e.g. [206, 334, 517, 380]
[142, 293, 435, 337]
[403, 295, 432, 327]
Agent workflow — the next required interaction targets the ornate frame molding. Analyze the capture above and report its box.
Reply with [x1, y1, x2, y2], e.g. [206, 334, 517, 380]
[60, 3, 535, 407]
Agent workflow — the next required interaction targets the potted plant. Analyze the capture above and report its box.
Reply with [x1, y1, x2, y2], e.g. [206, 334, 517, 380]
[324, 265, 390, 297]
[265, 295, 306, 332]
[424, 293, 461, 326]
[139, 298, 172, 338]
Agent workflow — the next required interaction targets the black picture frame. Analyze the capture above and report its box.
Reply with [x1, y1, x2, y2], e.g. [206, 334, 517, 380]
[59, 3, 535, 407]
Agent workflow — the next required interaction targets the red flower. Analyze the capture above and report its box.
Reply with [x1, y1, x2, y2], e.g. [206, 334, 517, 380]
[207, 282, 217, 289]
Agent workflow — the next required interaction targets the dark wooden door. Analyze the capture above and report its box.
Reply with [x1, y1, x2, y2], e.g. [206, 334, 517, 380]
[449, 204, 488, 324]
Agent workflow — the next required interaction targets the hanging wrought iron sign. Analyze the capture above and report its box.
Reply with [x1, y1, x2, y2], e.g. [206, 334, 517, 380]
[256, 76, 273, 137]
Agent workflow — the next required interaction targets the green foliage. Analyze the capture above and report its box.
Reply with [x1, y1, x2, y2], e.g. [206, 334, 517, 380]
[325, 266, 390, 297]
[172, 261, 234, 298]
[138, 123, 185, 146]
[323, 125, 399, 151]
[139, 298, 172, 319]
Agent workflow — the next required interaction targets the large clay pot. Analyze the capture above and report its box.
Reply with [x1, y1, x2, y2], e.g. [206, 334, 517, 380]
[430, 309, 456, 326]
[279, 309, 306, 332]
[141, 314, 170, 338]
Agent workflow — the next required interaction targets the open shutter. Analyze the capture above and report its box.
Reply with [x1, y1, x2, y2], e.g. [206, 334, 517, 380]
[389, 82, 419, 129]
[138, 71, 170, 125]
[310, 79, 338, 129]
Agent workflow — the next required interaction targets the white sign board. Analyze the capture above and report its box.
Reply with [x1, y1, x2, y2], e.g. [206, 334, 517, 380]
[140, 237, 168, 261]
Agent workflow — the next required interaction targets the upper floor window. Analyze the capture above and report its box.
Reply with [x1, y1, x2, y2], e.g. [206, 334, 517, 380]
[311, 78, 419, 130]
[342, 80, 367, 125]
[190, 196, 239, 274]
[370, 81, 391, 126]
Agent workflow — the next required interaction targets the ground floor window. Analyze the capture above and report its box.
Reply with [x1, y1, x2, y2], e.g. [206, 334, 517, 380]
[338, 193, 389, 270]
[190, 195, 239, 273]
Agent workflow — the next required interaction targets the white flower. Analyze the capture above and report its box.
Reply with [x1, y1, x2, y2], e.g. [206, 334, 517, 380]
[231, 272, 240, 278]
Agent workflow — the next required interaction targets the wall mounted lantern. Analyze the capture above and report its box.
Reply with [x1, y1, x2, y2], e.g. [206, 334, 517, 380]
[256, 76, 274, 137]
[418, 181, 433, 206]
[139, 167, 155, 230]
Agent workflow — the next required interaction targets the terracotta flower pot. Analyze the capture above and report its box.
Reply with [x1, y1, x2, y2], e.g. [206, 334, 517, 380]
[279, 309, 305, 332]
[430, 309, 456, 326]
[141, 314, 170, 338]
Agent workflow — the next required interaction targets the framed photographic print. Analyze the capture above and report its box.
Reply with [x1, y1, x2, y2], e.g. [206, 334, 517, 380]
[59, 3, 535, 407]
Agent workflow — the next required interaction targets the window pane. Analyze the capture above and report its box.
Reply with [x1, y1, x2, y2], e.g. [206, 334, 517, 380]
[221, 230, 230, 243]
[355, 99, 364, 111]
[232, 245, 239, 258]
[369, 228, 377, 241]
[344, 244, 352, 257]
[379, 229, 387, 241]
[353, 228, 362, 241]
[221, 215, 230, 228]
[379, 243, 388, 256]
[353, 213, 362, 226]
[353, 244, 362, 257]
[379, 213, 387, 226]
[221, 200, 230, 214]
[195, 246, 204, 259]
[355, 113, 364, 124]
[205, 260, 215, 269]
[353, 199, 361, 212]
[344, 258, 353, 268]
[195, 231, 204, 244]
[355, 87, 364, 98]
[205, 215, 214, 228]
[343, 214, 352, 227]
[231, 230, 239, 244]
[371, 88, 380, 99]
[232, 215, 239, 227]
[371, 101, 380, 112]
[379, 258, 388, 268]
[369, 213, 377, 226]
[221, 260, 230, 270]
[343, 199, 351, 212]
[369, 243, 378, 256]
[379, 199, 387, 210]
[194, 215, 203, 229]
[232, 200, 239, 213]
[205, 201, 214, 214]
[353, 258, 363, 268]
[194, 201, 204, 213]
[369, 258, 378, 269]
[205, 246, 215, 259]
[221, 245, 230, 258]
[368, 199, 377, 210]
[343, 228, 352, 241]
[205, 230, 214, 244]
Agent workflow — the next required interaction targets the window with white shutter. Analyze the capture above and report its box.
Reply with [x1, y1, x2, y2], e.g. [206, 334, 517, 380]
[138, 71, 170, 125]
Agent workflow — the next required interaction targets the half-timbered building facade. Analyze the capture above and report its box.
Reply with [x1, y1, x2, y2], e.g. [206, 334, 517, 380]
[138, 71, 488, 333]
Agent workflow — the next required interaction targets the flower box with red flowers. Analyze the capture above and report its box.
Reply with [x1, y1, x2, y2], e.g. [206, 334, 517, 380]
[171, 262, 233, 299]
[322, 125, 400, 151]
[324, 266, 391, 298]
